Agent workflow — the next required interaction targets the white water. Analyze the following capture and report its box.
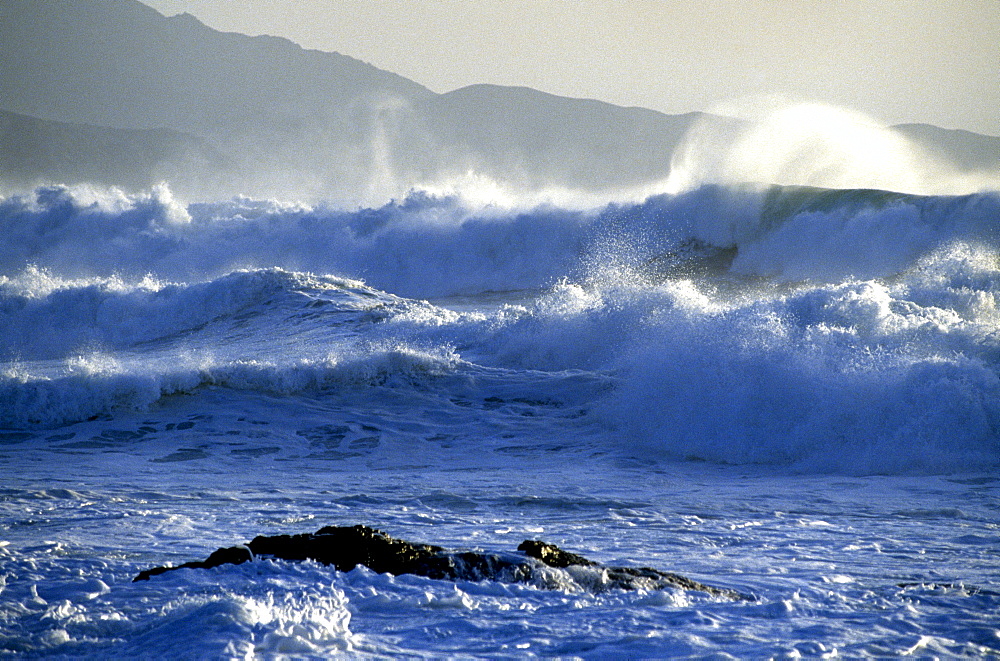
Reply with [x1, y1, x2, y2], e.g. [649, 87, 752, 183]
[2, 175, 999, 656]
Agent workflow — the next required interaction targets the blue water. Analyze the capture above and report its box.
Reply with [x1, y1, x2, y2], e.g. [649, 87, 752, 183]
[1, 181, 998, 657]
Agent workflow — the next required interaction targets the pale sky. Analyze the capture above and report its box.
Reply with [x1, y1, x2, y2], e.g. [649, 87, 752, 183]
[142, 1, 1000, 135]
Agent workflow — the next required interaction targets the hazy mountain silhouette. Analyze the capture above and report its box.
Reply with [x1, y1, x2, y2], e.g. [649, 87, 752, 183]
[1, 0, 996, 201]
[1, 0, 439, 199]
[0, 109, 221, 192]
[893, 124, 1000, 173]
[0, 0, 701, 200]
[0, 0, 430, 133]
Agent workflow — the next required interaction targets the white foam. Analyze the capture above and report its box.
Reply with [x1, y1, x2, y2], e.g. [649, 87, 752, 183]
[0, 340, 462, 428]
[599, 246, 1000, 474]
[2, 182, 999, 472]
[4, 182, 1000, 300]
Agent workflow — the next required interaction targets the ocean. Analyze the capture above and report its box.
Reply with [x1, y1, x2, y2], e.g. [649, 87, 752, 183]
[1, 178, 998, 657]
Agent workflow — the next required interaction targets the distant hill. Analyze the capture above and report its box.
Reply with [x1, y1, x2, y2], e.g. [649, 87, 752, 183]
[1, 0, 996, 201]
[892, 124, 1000, 173]
[0, 0, 430, 134]
[0, 0, 436, 199]
[0, 109, 219, 191]
[0, 0, 695, 199]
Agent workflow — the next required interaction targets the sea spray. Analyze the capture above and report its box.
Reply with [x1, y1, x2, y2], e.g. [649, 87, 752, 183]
[664, 100, 1000, 195]
[4, 183, 999, 297]
[2, 181, 999, 471]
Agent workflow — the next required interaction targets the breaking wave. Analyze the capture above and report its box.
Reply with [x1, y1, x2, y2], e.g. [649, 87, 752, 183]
[1, 181, 999, 473]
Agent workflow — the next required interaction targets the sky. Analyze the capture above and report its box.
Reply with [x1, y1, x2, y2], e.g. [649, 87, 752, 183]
[141, 0, 1000, 135]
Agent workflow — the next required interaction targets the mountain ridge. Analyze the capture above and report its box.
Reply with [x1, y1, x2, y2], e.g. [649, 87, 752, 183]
[0, 0, 431, 133]
[892, 124, 1000, 173]
[1, 0, 997, 201]
[0, 108, 221, 193]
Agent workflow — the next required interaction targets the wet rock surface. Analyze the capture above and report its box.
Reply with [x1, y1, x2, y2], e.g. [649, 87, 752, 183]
[134, 525, 748, 599]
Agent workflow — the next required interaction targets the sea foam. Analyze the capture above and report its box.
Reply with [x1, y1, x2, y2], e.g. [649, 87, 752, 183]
[3, 182, 999, 299]
[1, 182, 998, 473]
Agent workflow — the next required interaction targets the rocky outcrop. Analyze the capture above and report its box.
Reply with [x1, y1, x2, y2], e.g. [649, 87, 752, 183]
[134, 525, 748, 599]
[517, 539, 740, 595]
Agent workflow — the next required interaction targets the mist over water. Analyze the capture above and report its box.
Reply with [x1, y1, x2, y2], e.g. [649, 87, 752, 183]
[665, 100, 1000, 196]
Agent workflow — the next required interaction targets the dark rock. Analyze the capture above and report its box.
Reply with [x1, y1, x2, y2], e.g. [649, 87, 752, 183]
[517, 540, 743, 597]
[518, 539, 598, 568]
[134, 525, 749, 599]
[249, 525, 443, 574]
[134, 545, 253, 581]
